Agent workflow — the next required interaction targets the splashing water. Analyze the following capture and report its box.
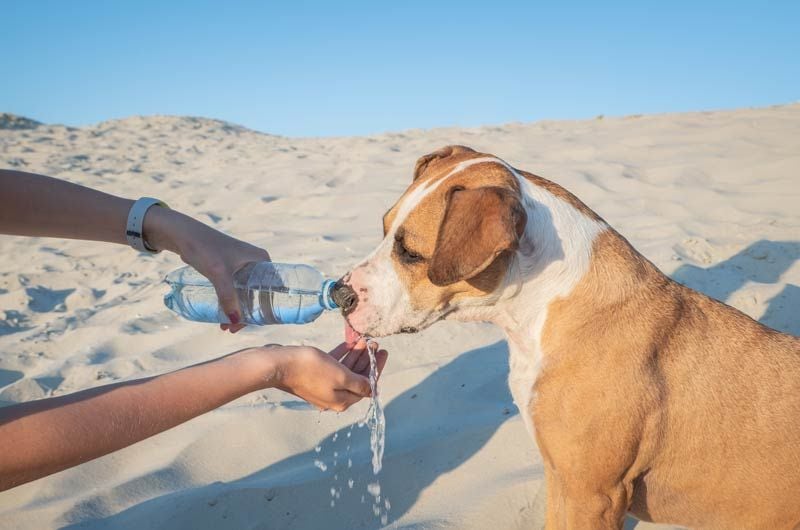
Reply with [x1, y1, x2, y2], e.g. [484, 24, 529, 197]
[314, 336, 389, 523]
[358, 338, 385, 474]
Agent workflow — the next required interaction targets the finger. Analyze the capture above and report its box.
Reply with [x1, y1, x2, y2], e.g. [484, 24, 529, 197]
[375, 349, 389, 379]
[332, 390, 365, 411]
[228, 323, 246, 333]
[342, 340, 366, 370]
[341, 373, 371, 397]
[211, 276, 242, 327]
[352, 349, 371, 374]
[328, 342, 350, 361]
[345, 320, 360, 347]
[221, 322, 245, 333]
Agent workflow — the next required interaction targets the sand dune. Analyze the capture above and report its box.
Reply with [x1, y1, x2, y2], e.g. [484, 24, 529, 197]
[0, 104, 798, 529]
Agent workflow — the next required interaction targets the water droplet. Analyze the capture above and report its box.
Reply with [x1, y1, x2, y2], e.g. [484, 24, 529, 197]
[367, 482, 381, 498]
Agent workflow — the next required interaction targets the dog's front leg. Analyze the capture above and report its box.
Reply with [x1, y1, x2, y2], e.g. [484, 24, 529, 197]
[542, 466, 628, 530]
[543, 466, 564, 530]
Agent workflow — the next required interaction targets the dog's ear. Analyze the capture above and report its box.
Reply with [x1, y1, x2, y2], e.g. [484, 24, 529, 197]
[428, 186, 526, 287]
[413, 145, 476, 181]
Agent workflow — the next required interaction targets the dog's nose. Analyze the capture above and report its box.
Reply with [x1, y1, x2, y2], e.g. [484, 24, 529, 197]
[331, 280, 358, 313]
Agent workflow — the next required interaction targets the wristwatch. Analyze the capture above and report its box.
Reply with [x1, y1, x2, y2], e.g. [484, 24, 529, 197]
[126, 197, 169, 253]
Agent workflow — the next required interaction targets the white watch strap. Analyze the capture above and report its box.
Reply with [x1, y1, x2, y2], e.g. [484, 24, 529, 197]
[126, 197, 168, 253]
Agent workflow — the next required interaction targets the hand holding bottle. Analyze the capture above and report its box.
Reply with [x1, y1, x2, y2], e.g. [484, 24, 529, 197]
[143, 205, 269, 332]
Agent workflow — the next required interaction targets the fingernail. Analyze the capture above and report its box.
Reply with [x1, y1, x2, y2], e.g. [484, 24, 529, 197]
[228, 312, 240, 325]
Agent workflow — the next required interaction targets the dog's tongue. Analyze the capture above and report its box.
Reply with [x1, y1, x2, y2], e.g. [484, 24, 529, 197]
[345, 320, 360, 347]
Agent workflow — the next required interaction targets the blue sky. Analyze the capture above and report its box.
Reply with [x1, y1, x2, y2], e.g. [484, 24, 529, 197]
[2, 1, 798, 137]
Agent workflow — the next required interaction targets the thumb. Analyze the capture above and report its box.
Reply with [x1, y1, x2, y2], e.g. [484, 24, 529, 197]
[375, 349, 389, 379]
[212, 276, 242, 324]
[343, 373, 372, 397]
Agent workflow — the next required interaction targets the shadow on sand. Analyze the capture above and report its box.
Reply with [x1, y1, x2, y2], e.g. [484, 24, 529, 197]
[64, 341, 517, 530]
[672, 239, 800, 335]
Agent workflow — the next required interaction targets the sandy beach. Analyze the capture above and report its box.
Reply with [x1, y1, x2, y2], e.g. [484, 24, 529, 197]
[0, 104, 798, 529]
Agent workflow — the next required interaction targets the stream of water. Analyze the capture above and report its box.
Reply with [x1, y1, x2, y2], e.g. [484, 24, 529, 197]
[359, 338, 385, 475]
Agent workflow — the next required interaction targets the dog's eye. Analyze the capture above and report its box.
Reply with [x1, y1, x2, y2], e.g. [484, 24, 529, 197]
[394, 235, 424, 265]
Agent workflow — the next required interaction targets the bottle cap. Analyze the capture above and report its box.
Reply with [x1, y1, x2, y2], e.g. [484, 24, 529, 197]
[320, 279, 339, 310]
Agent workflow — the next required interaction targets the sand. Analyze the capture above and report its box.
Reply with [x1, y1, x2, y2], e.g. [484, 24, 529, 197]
[0, 104, 798, 529]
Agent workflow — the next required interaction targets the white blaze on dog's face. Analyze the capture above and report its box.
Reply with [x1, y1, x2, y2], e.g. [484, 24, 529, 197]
[344, 146, 527, 337]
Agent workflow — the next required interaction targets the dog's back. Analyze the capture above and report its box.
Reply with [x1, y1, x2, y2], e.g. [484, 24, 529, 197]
[536, 226, 800, 528]
[646, 285, 800, 528]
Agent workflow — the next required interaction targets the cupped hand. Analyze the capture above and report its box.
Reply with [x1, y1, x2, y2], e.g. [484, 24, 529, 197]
[258, 341, 388, 412]
[144, 207, 269, 333]
[331, 337, 389, 378]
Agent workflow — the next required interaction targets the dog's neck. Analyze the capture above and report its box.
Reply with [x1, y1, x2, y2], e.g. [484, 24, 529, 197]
[451, 172, 608, 364]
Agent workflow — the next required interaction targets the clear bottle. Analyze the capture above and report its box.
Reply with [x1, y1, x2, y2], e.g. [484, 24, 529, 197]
[164, 262, 339, 325]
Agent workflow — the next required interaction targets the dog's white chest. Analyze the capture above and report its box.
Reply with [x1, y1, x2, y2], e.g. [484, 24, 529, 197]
[507, 339, 541, 440]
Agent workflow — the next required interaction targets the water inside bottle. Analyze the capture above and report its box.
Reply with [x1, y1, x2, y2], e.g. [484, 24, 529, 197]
[164, 264, 329, 325]
[239, 284, 324, 325]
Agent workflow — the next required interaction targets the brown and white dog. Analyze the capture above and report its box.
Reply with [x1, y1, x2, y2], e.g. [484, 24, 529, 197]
[336, 145, 800, 529]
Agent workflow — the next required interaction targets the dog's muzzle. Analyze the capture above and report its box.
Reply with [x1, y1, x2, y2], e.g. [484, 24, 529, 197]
[331, 280, 358, 313]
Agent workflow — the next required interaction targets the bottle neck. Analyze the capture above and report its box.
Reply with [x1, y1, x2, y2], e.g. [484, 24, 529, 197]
[320, 279, 339, 310]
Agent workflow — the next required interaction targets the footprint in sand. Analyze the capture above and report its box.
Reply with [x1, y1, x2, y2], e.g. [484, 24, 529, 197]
[0, 310, 32, 336]
[26, 286, 75, 313]
[33, 375, 64, 394]
[0, 368, 24, 387]
[39, 246, 69, 257]
[205, 212, 223, 224]
[121, 314, 171, 335]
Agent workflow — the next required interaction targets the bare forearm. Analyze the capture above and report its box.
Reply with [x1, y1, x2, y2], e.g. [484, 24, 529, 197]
[0, 169, 133, 244]
[0, 350, 270, 491]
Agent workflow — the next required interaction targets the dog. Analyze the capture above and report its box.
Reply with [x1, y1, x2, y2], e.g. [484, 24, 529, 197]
[335, 145, 800, 529]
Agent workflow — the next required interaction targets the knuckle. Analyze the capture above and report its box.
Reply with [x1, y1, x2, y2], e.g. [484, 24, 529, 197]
[303, 346, 324, 358]
[206, 261, 229, 280]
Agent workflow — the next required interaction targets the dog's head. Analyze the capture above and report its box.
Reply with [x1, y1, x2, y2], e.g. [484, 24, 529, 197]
[337, 145, 527, 337]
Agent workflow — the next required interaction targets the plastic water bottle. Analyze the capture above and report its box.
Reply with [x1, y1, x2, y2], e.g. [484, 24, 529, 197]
[163, 262, 339, 325]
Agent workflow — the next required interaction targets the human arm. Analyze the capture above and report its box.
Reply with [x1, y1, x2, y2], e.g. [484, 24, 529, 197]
[0, 340, 388, 492]
[0, 169, 267, 329]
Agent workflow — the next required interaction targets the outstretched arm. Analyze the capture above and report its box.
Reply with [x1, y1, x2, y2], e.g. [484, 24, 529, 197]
[0, 169, 267, 329]
[0, 169, 134, 244]
[0, 341, 388, 492]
